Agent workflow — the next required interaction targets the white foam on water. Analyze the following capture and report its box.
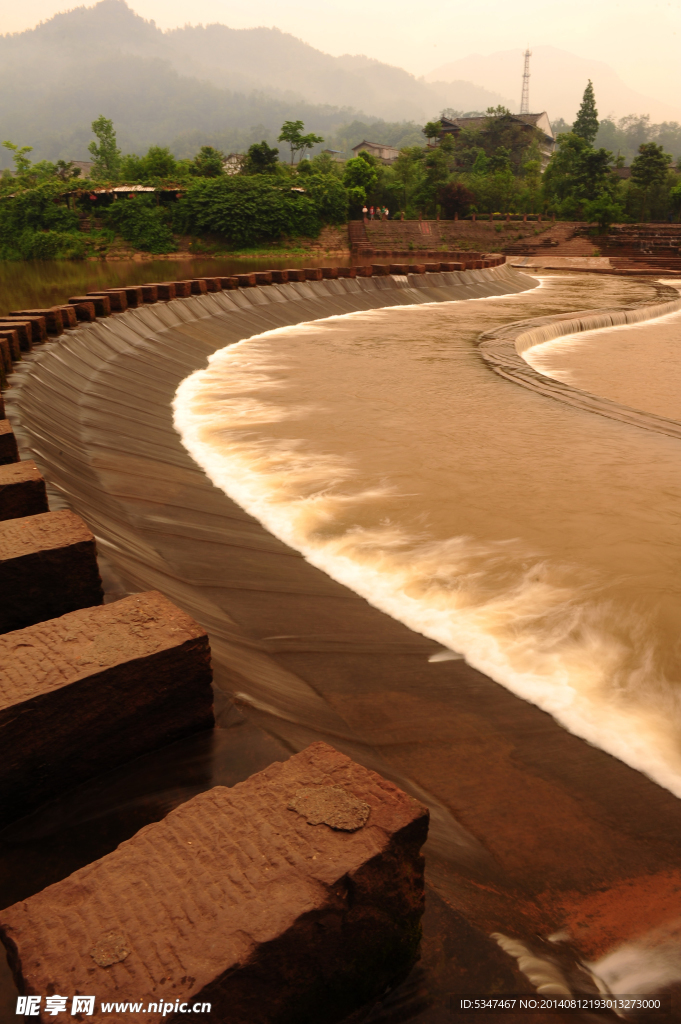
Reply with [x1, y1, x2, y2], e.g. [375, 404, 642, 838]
[173, 304, 681, 800]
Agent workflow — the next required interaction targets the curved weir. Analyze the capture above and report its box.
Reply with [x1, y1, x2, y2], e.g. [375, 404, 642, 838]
[6, 264, 681, 1007]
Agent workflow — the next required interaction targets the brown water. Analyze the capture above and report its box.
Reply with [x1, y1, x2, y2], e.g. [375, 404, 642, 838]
[175, 272, 681, 797]
[0, 255, 352, 317]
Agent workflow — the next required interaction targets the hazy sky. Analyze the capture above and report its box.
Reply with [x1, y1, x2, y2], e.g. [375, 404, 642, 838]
[6, 0, 681, 104]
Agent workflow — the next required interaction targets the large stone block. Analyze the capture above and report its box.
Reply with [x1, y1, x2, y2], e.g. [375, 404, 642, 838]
[0, 461, 48, 521]
[0, 320, 32, 352]
[0, 420, 19, 466]
[0, 742, 427, 1023]
[0, 337, 11, 375]
[52, 305, 79, 329]
[0, 327, 21, 361]
[68, 295, 110, 317]
[0, 591, 213, 824]
[88, 290, 128, 312]
[106, 286, 143, 308]
[0, 510, 103, 633]
[10, 309, 63, 335]
[2, 315, 46, 344]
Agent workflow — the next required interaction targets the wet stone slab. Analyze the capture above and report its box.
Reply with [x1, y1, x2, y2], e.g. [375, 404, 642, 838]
[0, 590, 214, 825]
[0, 510, 103, 633]
[0, 742, 428, 1024]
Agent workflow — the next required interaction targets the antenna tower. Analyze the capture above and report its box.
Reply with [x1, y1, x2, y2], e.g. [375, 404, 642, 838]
[520, 48, 531, 115]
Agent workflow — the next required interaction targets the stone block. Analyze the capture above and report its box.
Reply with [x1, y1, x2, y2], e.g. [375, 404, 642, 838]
[69, 300, 96, 322]
[0, 337, 11, 374]
[236, 273, 256, 287]
[88, 290, 128, 312]
[68, 295, 110, 317]
[337, 267, 356, 278]
[5, 315, 47, 343]
[0, 320, 32, 352]
[141, 284, 158, 303]
[321, 267, 338, 279]
[371, 264, 390, 276]
[149, 283, 175, 301]
[199, 277, 223, 292]
[0, 742, 427, 1022]
[11, 309, 63, 335]
[219, 277, 239, 289]
[0, 461, 48, 521]
[286, 269, 306, 282]
[408, 264, 426, 274]
[190, 279, 208, 295]
[0, 510, 103, 633]
[389, 264, 410, 275]
[271, 270, 289, 283]
[254, 271, 272, 285]
[107, 286, 143, 308]
[0, 327, 20, 361]
[53, 305, 78, 329]
[304, 267, 323, 281]
[355, 265, 373, 277]
[0, 420, 18, 465]
[424, 263, 440, 273]
[0, 591, 213, 824]
[172, 281, 192, 298]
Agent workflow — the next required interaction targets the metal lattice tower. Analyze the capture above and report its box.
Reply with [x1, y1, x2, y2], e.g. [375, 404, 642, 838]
[520, 49, 531, 115]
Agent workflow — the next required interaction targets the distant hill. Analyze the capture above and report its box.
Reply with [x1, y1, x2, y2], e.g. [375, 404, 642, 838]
[426, 46, 681, 125]
[0, 0, 510, 165]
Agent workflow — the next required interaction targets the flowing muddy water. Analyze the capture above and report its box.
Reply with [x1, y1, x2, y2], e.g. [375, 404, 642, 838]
[174, 272, 681, 798]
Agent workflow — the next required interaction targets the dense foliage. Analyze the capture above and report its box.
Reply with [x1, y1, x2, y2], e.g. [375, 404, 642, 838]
[1, 88, 680, 262]
[174, 175, 343, 246]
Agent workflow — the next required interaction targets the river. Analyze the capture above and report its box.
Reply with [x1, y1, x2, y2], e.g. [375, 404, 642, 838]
[174, 272, 681, 798]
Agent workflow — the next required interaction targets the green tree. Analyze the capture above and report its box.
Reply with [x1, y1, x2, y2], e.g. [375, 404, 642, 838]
[630, 141, 673, 220]
[143, 146, 178, 178]
[55, 159, 81, 181]
[191, 146, 225, 177]
[88, 116, 121, 180]
[422, 120, 442, 142]
[343, 152, 379, 197]
[277, 121, 324, 165]
[631, 142, 672, 190]
[243, 141, 279, 175]
[2, 141, 34, 180]
[573, 81, 599, 145]
[582, 193, 626, 231]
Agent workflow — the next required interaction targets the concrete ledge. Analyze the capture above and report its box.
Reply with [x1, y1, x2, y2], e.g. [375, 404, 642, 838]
[0, 591, 214, 824]
[0, 460, 48, 521]
[478, 289, 681, 441]
[0, 741, 427, 1022]
[0, 509, 103, 633]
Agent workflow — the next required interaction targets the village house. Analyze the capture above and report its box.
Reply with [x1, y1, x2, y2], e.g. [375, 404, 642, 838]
[351, 140, 400, 165]
[439, 112, 556, 169]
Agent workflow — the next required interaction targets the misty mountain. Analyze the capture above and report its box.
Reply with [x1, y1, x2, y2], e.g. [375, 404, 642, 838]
[426, 46, 681, 125]
[0, 0, 510, 165]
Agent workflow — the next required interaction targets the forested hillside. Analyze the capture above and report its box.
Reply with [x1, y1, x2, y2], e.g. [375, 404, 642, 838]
[0, 0, 507, 165]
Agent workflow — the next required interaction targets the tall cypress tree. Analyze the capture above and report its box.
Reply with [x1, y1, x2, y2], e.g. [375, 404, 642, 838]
[573, 81, 599, 146]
